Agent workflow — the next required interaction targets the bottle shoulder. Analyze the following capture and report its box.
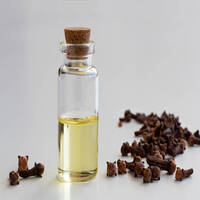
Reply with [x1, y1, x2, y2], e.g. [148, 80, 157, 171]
[58, 65, 98, 77]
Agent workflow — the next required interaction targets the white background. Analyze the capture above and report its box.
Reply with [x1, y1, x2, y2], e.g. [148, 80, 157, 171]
[1, 0, 200, 199]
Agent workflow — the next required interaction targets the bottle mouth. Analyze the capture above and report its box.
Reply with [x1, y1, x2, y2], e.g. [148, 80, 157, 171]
[60, 41, 95, 59]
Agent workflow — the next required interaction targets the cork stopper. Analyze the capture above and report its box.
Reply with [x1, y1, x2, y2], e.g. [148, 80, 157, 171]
[64, 27, 90, 44]
[63, 27, 91, 59]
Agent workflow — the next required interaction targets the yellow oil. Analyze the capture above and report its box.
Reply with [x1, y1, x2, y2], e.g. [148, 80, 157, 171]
[57, 115, 98, 183]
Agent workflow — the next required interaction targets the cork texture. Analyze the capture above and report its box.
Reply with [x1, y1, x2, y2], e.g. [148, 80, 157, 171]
[64, 27, 90, 44]
[65, 45, 89, 59]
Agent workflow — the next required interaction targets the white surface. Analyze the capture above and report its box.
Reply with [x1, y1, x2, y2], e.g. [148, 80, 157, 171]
[1, 0, 200, 199]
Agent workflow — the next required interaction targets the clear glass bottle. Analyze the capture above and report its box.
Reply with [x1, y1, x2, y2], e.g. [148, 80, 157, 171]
[57, 40, 99, 183]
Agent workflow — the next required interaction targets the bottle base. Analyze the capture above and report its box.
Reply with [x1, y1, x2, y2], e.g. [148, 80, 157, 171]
[57, 168, 97, 183]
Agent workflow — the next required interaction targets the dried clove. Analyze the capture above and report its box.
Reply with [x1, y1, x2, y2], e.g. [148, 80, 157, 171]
[107, 110, 200, 183]
[9, 171, 19, 185]
[18, 155, 29, 172]
[117, 160, 126, 174]
[106, 161, 117, 177]
[9, 156, 45, 186]
[19, 162, 44, 178]
[149, 166, 160, 180]
[121, 142, 132, 156]
[146, 155, 176, 175]
[134, 162, 145, 177]
[175, 167, 193, 181]
[143, 168, 152, 183]
[188, 135, 200, 146]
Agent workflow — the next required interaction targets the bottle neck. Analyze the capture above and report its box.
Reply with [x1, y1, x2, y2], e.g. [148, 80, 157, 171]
[63, 55, 93, 68]
[60, 41, 95, 69]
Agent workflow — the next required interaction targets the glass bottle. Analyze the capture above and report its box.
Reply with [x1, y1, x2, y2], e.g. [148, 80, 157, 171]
[57, 28, 99, 183]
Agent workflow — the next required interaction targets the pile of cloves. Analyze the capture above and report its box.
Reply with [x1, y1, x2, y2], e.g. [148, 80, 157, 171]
[9, 155, 44, 186]
[107, 110, 196, 183]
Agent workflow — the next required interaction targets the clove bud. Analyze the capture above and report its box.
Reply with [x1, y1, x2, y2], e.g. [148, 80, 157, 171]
[19, 162, 44, 178]
[149, 166, 160, 180]
[18, 155, 28, 172]
[146, 155, 176, 175]
[175, 167, 193, 181]
[143, 168, 152, 183]
[106, 161, 117, 177]
[9, 171, 19, 185]
[117, 160, 126, 174]
[121, 142, 132, 156]
[188, 135, 200, 146]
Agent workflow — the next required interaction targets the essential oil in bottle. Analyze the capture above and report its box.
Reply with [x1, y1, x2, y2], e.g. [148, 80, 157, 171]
[57, 27, 99, 183]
